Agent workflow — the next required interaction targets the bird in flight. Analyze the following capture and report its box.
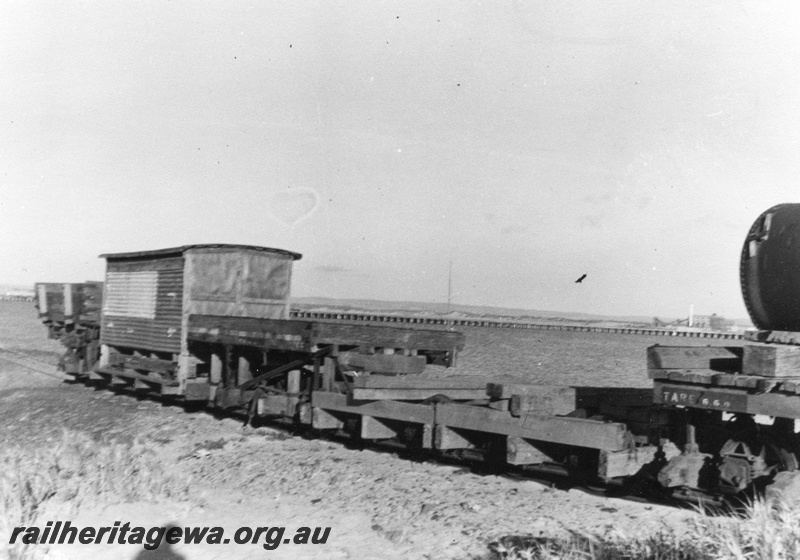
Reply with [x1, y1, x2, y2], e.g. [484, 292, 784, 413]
[575, 274, 587, 284]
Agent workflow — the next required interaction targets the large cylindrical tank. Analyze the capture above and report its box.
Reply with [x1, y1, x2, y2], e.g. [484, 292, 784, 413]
[741, 203, 800, 331]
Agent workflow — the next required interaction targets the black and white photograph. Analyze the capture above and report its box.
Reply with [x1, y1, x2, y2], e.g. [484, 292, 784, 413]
[3, 2, 800, 559]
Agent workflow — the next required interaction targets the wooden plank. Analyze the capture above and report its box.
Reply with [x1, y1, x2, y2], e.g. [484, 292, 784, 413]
[352, 376, 490, 390]
[434, 425, 476, 450]
[63, 283, 73, 317]
[351, 388, 489, 401]
[94, 366, 178, 386]
[189, 315, 313, 338]
[360, 416, 398, 439]
[743, 345, 800, 377]
[435, 403, 630, 451]
[311, 391, 435, 425]
[36, 284, 48, 314]
[257, 394, 300, 416]
[487, 384, 651, 408]
[189, 315, 464, 352]
[187, 330, 307, 352]
[598, 404, 670, 425]
[776, 379, 800, 394]
[109, 376, 132, 387]
[574, 388, 653, 408]
[781, 380, 800, 393]
[287, 369, 301, 394]
[487, 383, 558, 399]
[648, 368, 716, 381]
[187, 315, 311, 351]
[322, 357, 335, 391]
[188, 316, 464, 366]
[646, 345, 742, 371]
[487, 399, 510, 412]
[160, 384, 181, 396]
[338, 352, 426, 374]
[108, 353, 176, 375]
[509, 388, 577, 417]
[506, 436, 553, 465]
[298, 402, 312, 424]
[744, 330, 800, 346]
[236, 355, 251, 385]
[311, 322, 465, 352]
[598, 443, 680, 480]
[734, 376, 762, 389]
[210, 352, 222, 384]
[757, 379, 782, 393]
[712, 373, 739, 387]
[666, 370, 716, 384]
[215, 387, 245, 408]
[184, 379, 209, 401]
[312, 407, 344, 430]
[133, 378, 155, 390]
[421, 423, 434, 449]
[654, 381, 800, 418]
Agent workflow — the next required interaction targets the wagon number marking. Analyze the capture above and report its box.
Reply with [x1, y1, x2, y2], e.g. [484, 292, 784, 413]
[659, 388, 746, 411]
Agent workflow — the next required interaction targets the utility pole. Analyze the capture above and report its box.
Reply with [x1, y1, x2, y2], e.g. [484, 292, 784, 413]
[446, 261, 454, 330]
[447, 261, 453, 313]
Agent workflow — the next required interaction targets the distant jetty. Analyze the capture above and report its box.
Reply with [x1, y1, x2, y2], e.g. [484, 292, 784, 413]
[290, 309, 743, 340]
[0, 290, 742, 339]
[0, 291, 34, 302]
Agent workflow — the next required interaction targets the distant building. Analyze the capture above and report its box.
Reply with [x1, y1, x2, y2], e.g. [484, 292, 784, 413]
[692, 313, 734, 332]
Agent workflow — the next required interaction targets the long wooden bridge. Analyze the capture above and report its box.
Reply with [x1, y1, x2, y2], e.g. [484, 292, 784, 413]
[289, 310, 743, 340]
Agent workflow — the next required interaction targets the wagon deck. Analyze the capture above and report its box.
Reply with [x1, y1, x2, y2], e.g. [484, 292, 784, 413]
[648, 344, 800, 417]
[186, 314, 464, 366]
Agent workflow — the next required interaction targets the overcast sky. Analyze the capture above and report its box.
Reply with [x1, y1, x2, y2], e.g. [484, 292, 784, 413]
[3, 1, 800, 319]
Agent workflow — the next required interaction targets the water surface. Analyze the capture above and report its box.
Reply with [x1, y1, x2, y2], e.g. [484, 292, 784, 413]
[451, 326, 744, 387]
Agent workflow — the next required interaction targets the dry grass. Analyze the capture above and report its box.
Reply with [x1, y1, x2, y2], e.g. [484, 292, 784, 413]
[491, 498, 800, 560]
[0, 430, 193, 559]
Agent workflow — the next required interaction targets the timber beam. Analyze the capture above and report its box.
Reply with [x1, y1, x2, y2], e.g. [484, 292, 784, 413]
[434, 403, 631, 451]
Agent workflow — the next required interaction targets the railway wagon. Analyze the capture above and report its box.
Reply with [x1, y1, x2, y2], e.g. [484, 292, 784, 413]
[35, 208, 800, 501]
[84, 244, 464, 411]
[34, 281, 103, 373]
[39, 244, 670, 486]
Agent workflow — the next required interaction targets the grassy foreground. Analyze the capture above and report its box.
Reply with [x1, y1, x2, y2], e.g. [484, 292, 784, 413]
[0, 430, 193, 560]
[492, 499, 800, 560]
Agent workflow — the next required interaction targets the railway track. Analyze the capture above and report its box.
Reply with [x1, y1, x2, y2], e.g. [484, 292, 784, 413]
[0, 347, 67, 381]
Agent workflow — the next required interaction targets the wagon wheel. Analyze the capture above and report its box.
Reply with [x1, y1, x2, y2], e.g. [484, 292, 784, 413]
[718, 436, 798, 497]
